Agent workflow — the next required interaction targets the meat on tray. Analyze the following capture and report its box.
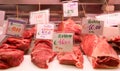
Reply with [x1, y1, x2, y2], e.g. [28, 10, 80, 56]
[57, 19, 82, 42]
[57, 45, 83, 68]
[80, 34, 120, 68]
[0, 49, 24, 69]
[31, 40, 56, 69]
[0, 37, 31, 53]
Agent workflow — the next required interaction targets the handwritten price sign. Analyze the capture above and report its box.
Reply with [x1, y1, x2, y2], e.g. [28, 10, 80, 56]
[30, 9, 49, 24]
[36, 24, 54, 39]
[53, 33, 73, 52]
[82, 19, 104, 35]
[63, 1, 78, 17]
[6, 18, 26, 37]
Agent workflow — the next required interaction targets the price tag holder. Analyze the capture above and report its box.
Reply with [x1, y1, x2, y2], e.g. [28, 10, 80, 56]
[82, 18, 104, 35]
[6, 18, 26, 37]
[30, 9, 49, 24]
[0, 11, 5, 26]
[63, 1, 78, 17]
[36, 24, 54, 39]
[53, 33, 73, 52]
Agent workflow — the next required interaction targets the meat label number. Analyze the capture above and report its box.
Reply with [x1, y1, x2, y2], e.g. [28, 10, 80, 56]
[11, 26, 21, 33]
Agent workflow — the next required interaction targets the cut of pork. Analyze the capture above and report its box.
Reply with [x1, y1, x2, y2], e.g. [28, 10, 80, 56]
[80, 34, 120, 68]
[57, 45, 83, 68]
[0, 49, 24, 69]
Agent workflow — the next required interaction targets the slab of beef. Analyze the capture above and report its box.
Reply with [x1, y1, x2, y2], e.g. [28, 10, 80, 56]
[0, 37, 31, 53]
[57, 19, 82, 42]
[80, 34, 120, 68]
[31, 40, 56, 69]
[0, 49, 24, 69]
[22, 27, 36, 39]
[57, 45, 83, 68]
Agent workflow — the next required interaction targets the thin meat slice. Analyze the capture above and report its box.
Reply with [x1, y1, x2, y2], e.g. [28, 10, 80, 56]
[0, 49, 24, 69]
[31, 47, 56, 68]
[57, 46, 83, 68]
[80, 34, 120, 68]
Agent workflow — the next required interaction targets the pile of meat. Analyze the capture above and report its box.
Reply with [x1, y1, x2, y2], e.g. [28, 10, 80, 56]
[80, 34, 120, 68]
[0, 26, 35, 69]
[57, 45, 83, 68]
[57, 19, 82, 43]
[0, 37, 31, 53]
[0, 49, 24, 69]
[31, 39, 56, 68]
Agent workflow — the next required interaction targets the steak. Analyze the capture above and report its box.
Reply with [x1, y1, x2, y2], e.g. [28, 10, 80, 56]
[57, 45, 83, 68]
[31, 40, 56, 69]
[0, 37, 31, 53]
[0, 49, 24, 69]
[80, 34, 120, 68]
[57, 19, 82, 42]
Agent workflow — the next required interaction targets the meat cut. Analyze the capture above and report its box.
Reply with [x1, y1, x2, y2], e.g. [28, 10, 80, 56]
[57, 19, 82, 42]
[80, 34, 120, 68]
[0, 37, 31, 53]
[57, 45, 83, 68]
[0, 49, 24, 69]
[31, 40, 56, 69]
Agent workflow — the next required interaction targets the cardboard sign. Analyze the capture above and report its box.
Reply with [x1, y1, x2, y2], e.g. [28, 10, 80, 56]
[82, 18, 104, 35]
[30, 9, 49, 24]
[63, 1, 78, 17]
[53, 33, 73, 52]
[6, 18, 26, 37]
[0, 11, 5, 26]
[36, 24, 54, 39]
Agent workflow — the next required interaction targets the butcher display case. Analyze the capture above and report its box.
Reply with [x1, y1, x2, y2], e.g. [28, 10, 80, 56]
[0, 0, 120, 71]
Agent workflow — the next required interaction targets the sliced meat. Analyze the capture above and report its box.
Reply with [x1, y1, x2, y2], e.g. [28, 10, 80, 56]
[57, 46, 83, 68]
[0, 49, 24, 69]
[80, 34, 120, 68]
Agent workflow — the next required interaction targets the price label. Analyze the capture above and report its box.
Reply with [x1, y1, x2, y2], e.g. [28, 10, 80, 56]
[53, 33, 73, 52]
[30, 9, 49, 24]
[82, 18, 104, 35]
[6, 18, 26, 37]
[0, 11, 5, 26]
[36, 24, 54, 39]
[63, 1, 78, 17]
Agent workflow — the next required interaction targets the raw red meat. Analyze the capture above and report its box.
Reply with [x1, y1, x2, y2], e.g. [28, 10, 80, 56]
[22, 27, 36, 39]
[57, 19, 82, 42]
[0, 37, 31, 53]
[57, 45, 83, 68]
[80, 34, 120, 68]
[0, 49, 24, 69]
[31, 40, 56, 69]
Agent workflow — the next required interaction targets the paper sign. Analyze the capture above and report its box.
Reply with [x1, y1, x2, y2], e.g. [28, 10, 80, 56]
[6, 18, 26, 37]
[82, 18, 104, 35]
[30, 9, 49, 24]
[0, 11, 5, 26]
[53, 33, 73, 52]
[63, 1, 78, 17]
[36, 24, 54, 39]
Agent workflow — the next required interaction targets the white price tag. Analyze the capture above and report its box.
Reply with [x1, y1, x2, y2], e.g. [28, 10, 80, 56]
[0, 11, 5, 26]
[36, 24, 54, 39]
[53, 33, 73, 52]
[6, 18, 26, 37]
[30, 9, 49, 24]
[82, 18, 104, 35]
[63, 1, 78, 17]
